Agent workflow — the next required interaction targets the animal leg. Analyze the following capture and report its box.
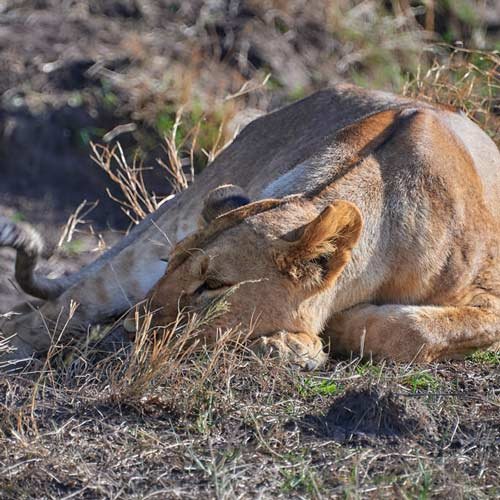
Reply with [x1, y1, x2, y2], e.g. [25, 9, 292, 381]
[326, 299, 500, 362]
[250, 331, 327, 370]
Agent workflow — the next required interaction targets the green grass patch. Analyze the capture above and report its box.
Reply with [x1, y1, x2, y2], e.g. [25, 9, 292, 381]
[298, 376, 343, 397]
[154, 101, 228, 170]
[355, 363, 384, 377]
[402, 371, 440, 392]
[279, 453, 321, 497]
[77, 126, 107, 147]
[10, 212, 26, 223]
[467, 350, 500, 365]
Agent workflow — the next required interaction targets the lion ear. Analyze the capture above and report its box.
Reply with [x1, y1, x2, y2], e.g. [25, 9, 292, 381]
[201, 184, 251, 225]
[275, 201, 363, 290]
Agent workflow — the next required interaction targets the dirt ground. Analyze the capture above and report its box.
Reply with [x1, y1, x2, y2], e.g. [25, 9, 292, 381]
[0, 350, 498, 499]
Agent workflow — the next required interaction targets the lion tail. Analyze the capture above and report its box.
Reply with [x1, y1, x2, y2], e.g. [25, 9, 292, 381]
[0, 217, 73, 300]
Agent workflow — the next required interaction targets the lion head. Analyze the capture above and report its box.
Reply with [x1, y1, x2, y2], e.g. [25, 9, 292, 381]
[127, 184, 363, 346]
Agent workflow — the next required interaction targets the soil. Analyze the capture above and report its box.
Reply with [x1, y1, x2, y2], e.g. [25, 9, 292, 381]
[301, 385, 438, 442]
[0, 357, 498, 498]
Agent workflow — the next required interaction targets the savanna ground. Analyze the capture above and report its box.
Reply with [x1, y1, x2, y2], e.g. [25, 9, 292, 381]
[0, 1, 499, 498]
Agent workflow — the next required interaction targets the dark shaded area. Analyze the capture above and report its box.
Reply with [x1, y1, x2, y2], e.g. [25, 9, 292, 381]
[0, 104, 128, 227]
[300, 385, 437, 441]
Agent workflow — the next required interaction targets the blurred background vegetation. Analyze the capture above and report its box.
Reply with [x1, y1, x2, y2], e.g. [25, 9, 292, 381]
[0, 0, 498, 228]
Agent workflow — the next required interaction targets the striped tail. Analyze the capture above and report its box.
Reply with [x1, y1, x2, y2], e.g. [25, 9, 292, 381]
[0, 217, 71, 300]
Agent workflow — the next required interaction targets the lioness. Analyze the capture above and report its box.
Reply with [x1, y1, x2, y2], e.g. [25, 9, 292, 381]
[1, 85, 499, 369]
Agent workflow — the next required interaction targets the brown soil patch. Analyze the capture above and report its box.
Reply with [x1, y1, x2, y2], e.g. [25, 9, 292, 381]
[302, 385, 437, 441]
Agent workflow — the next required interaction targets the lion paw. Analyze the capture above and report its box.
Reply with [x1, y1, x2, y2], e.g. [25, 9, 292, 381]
[250, 331, 327, 371]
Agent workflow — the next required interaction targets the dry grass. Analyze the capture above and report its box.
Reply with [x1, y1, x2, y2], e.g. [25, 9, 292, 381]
[90, 142, 172, 225]
[404, 46, 499, 143]
[0, 331, 498, 498]
[91, 99, 241, 226]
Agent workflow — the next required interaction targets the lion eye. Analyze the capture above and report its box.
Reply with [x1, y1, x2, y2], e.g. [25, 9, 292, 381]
[206, 278, 224, 290]
[194, 278, 225, 295]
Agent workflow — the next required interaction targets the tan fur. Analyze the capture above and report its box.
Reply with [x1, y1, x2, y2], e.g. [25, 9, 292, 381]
[273, 202, 363, 290]
[1, 85, 499, 370]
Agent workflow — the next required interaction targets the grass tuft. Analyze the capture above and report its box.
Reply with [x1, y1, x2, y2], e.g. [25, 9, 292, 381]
[403, 46, 499, 143]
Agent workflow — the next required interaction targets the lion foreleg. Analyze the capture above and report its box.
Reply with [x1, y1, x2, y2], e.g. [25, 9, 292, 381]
[326, 299, 500, 362]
